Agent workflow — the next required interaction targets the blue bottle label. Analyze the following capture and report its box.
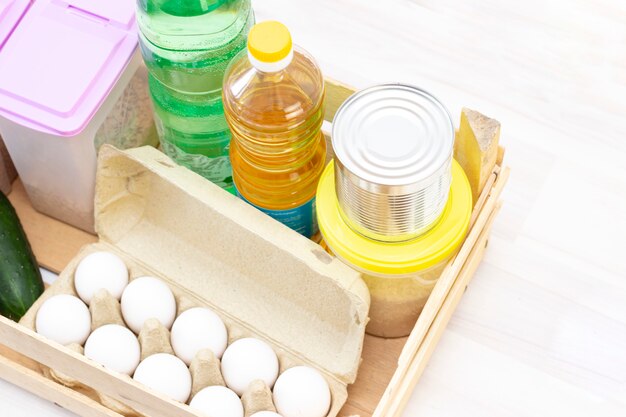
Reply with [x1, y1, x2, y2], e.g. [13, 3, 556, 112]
[237, 191, 318, 238]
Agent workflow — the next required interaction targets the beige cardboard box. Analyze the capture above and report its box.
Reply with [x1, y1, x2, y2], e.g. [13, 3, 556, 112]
[16, 145, 370, 417]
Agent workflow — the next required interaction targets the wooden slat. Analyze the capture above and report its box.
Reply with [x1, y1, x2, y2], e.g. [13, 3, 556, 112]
[0, 350, 122, 417]
[398, 166, 509, 367]
[0, 316, 204, 417]
[469, 165, 500, 227]
[373, 166, 510, 417]
[0, 318, 406, 417]
[384, 202, 503, 417]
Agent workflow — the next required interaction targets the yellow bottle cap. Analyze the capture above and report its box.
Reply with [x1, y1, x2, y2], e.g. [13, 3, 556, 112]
[248, 21, 293, 63]
[316, 160, 473, 276]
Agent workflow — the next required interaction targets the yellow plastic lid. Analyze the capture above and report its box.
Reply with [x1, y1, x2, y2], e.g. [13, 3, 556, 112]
[247, 21, 293, 63]
[317, 160, 472, 276]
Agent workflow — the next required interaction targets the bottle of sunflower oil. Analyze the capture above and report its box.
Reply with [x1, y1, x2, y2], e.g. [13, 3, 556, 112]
[223, 21, 326, 239]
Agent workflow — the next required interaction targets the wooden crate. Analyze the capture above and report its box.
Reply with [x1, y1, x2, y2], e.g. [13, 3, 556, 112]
[0, 78, 509, 417]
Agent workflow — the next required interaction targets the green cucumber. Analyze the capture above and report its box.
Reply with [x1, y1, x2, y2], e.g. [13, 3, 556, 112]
[0, 191, 44, 321]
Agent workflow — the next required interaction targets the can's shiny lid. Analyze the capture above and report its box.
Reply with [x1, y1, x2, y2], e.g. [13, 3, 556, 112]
[332, 84, 454, 187]
[317, 159, 472, 275]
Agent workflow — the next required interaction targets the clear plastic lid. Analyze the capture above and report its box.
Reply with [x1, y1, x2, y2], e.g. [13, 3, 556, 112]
[0, 0, 137, 136]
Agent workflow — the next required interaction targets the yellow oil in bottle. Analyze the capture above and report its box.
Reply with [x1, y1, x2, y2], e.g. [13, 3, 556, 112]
[223, 21, 326, 238]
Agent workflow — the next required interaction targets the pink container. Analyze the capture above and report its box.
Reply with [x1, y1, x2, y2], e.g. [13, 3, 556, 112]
[0, 0, 156, 232]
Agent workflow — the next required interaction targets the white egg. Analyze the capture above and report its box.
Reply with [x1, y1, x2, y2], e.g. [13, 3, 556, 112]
[36, 294, 91, 345]
[250, 413, 284, 417]
[190, 386, 243, 417]
[221, 338, 279, 396]
[74, 251, 129, 304]
[121, 276, 176, 334]
[84, 324, 140, 375]
[273, 366, 331, 417]
[171, 307, 228, 365]
[133, 353, 191, 403]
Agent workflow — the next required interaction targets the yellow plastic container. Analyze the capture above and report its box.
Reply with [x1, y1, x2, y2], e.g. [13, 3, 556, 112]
[317, 160, 472, 337]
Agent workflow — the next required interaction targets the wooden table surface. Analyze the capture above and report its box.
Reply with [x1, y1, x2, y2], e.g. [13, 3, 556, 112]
[2, 1, 625, 416]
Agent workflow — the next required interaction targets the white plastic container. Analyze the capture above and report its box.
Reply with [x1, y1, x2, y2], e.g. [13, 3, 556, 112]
[0, 0, 156, 232]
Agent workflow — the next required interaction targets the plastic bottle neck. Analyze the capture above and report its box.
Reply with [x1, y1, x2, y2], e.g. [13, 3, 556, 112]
[248, 49, 294, 73]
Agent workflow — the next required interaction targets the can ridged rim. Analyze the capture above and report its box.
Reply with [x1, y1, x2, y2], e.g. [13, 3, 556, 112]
[335, 157, 452, 242]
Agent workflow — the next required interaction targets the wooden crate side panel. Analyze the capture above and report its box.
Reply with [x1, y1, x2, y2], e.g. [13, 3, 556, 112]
[0, 317, 203, 417]
[0, 353, 122, 417]
[373, 165, 509, 417]
[382, 202, 502, 417]
[399, 165, 509, 367]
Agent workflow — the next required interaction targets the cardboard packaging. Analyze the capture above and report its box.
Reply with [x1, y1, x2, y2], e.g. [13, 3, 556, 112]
[19, 145, 370, 417]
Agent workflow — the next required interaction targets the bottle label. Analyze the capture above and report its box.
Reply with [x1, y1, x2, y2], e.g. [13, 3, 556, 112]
[237, 191, 319, 239]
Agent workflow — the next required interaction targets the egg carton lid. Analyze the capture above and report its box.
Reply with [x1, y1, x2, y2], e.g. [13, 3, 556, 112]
[93, 145, 370, 385]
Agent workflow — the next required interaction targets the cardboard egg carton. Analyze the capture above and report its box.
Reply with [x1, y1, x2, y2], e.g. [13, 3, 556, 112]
[18, 145, 370, 417]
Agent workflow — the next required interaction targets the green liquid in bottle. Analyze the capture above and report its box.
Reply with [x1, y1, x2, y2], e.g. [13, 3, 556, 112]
[137, 0, 254, 193]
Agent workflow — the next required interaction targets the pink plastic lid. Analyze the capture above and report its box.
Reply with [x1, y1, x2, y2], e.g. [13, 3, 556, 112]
[0, 0, 32, 47]
[0, 0, 137, 136]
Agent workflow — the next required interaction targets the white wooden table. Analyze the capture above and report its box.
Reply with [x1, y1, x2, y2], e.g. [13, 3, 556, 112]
[2, 0, 625, 416]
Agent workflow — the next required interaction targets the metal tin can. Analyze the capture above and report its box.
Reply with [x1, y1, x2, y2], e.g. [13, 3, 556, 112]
[332, 84, 454, 242]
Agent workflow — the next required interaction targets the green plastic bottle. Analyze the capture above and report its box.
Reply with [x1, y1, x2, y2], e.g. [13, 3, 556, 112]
[136, 0, 254, 193]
